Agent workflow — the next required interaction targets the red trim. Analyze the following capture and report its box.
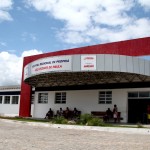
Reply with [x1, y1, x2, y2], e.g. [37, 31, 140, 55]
[19, 58, 32, 117]
[24, 37, 150, 65]
[19, 83, 31, 117]
[19, 37, 150, 117]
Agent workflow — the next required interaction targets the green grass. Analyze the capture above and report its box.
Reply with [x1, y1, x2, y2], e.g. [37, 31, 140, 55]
[0, 116, 50, 123]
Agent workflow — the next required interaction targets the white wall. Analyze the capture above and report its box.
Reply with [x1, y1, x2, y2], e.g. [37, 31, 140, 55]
[0, 96, 20, 117]
[33, 88, 150, 122]
[0, 87, 149, 122]
[31, 104, 34, 117]
[0, 95, 34, 117]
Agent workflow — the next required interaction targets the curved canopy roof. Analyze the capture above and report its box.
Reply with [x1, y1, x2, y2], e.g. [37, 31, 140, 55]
[25, 71, 150, 87]
[24, 54, 150, 87]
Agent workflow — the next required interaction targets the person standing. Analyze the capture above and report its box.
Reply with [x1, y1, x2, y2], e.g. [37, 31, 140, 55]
[113, 104, 118, 123]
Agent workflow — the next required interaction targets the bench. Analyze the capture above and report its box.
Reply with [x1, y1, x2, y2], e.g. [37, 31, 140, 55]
[91, 111, 106, 119]
[91, 111, 123, 122]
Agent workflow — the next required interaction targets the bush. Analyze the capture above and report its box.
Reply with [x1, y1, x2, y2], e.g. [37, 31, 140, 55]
[77, 114, 105, 126]
[137, 122, 143, 128]
[52, 116, 68, 124]
[79, 114, 92, 125]
[87, 117, 104, 126]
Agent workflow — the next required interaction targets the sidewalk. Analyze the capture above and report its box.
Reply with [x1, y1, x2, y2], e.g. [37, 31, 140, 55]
[1, 118, 150, 135]
[1, 118, 150, 150]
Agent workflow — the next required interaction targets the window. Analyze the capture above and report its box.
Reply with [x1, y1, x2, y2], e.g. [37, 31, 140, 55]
[128, 92, 138, 98]
[38, 93, 48, 103]
[55, 92, 66, 104]
[128, 91, 150, 98]
[139, 92, 150, 97]
[4, 96, 10, 104]
[99, 91, 112, 104]
[12, 96, 19, 104]
[0, 96, 2, 104]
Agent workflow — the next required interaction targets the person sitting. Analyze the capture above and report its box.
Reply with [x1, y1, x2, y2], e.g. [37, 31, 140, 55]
[59, 108, 64, 116]
[64, 107, 70, 119]
[73, 107, 79, 118]
[45, 108, 53, 119]
[56, 108, 64, 117]
[56, 110, 60, 117]
[104, 108, 112, 122]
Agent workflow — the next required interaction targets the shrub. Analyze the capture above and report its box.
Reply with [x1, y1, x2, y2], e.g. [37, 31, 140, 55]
[52, 116, 68, 124]
[77, 114, 105, 126]
[87, 117, 104, 126]
[79, 114, 92, 125]
[137, 122, 143, 128]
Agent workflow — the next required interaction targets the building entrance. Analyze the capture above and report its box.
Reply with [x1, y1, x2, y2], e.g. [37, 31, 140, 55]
[128, 98, 150, 123]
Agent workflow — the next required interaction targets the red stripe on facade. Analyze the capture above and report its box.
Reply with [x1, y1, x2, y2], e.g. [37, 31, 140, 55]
[24, 37, 150, 66]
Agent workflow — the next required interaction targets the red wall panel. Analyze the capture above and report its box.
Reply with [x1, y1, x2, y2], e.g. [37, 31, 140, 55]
[23, 37, 150, 65]
[19, 57, 32, 117]
[19, 83, 31, 117]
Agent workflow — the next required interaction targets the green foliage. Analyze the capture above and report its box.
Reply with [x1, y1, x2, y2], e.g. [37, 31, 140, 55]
[137, 122, 143, 128]
[52, 116, 68, 124]
[77, 114, 105, 126]
[79, 114, 92, 125]
[87, 117, 104, 126]
[0, 115, 49, 122]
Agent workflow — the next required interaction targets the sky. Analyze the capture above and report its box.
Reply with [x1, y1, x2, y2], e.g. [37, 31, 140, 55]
[0, 0, 150, 86]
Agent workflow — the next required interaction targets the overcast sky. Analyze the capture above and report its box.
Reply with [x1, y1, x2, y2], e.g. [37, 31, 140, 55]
[0, 0, 150, 86]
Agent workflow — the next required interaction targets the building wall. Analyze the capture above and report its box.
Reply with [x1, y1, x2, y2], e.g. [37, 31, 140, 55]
[0, 95, 20, 117]
[0, 86, 20, 116]
[33, 87, 150, 122]
[0, 86, 34, 117]
[0, 85, 149, 122]
[0, 95, 34, 117]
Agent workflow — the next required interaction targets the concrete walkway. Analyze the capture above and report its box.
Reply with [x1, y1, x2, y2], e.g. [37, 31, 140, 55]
[1, 119, 150, 150]
[1, 118, 150, 135]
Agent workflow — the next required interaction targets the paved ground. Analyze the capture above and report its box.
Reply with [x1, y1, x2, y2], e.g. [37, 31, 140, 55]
[0, 119, 150, 150]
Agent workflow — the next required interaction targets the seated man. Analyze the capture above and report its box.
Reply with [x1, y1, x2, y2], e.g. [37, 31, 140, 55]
[64, 107, 70, 119]
[45, 108, 53, 119]
[56, 110, 60, 117]
[56, 108, 64, 117]
[104, 108, 112, 122]
[73, 107, 80, 118]
[59, 108, 64, 116]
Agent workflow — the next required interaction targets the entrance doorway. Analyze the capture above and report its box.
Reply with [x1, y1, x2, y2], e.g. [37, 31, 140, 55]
[128, 98, 150, 123]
